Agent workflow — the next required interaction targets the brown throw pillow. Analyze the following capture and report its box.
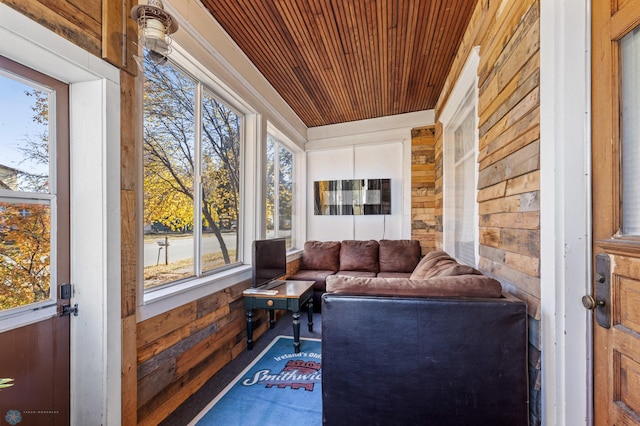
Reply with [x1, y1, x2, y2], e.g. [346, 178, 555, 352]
[302, 241, 341, 272]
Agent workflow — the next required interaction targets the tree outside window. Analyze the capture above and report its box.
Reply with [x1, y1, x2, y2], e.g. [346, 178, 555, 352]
[143, 54, 242, 290]
[266, 134, 293, 248]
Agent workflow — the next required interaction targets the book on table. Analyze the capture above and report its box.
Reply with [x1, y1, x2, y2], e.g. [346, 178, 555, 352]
[243, 288, 278, 295]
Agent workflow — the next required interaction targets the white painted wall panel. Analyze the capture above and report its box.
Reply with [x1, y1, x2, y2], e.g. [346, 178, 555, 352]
[353, 143, 403, 240]
[305, 111, 434, 243]
[306, 148, 354, 241]
[306, 142, 404, 241]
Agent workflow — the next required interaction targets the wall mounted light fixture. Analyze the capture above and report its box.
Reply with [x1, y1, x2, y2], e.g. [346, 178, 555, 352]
[131, 0, 179, 68]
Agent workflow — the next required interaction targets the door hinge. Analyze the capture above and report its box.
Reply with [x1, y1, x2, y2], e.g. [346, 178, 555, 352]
[60, 303, 79, 317]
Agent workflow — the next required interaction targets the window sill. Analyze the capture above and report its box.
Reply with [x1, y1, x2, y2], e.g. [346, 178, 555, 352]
[137, 250, 303, 322]
[137, 264, 252, 322]
[287, 249, 303, 260]
[0, 303, 57, 334]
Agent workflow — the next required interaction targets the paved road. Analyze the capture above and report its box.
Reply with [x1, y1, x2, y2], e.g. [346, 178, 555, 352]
[144, 233, 238, 267]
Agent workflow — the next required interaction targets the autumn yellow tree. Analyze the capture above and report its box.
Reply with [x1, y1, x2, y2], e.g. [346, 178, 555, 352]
[0, 203, 51, 310]
[143, 56, 241, 264]
[266, 136, 293, 235]
[0, 85, 52, 310]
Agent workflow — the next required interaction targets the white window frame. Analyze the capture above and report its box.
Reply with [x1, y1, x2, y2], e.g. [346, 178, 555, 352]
[0, 70, 60, 330]
[441, 47, 480, 266]
[265, 123, 301, 250]
[139, 0, 309, 318]
[140, 43, 259, 310]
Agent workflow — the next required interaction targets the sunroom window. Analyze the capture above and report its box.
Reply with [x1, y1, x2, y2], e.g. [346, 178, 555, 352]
[142, 53, 242, 291]
[449, 90, 477, 265]
[442, 48, 479, 267]
[265, 133, 294, 248]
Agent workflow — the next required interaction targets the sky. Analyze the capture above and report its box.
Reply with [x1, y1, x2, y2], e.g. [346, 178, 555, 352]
[0, 72, 49, 176]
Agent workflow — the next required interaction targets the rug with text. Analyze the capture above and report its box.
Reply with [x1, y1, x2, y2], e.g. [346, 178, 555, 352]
[189, 335, 322, 426]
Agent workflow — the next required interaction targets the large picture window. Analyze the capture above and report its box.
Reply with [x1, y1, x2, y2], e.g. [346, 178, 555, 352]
[143, 54, 242, 291]
[266, 133, 294, 248]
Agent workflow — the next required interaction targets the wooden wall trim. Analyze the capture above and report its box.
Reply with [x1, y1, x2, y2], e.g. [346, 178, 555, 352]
[1, 0, 101, 56]
[102, 0, 138, 75]
[411, 126, 436, 255]
[120, 62, 141, 425]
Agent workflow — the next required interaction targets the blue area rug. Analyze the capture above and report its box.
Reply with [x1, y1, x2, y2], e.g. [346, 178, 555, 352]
[189, 335, 322, 426]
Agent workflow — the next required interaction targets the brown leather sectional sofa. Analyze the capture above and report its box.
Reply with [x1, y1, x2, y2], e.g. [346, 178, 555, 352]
[288, 239, 423, 309]
[320, 249, 529, 424]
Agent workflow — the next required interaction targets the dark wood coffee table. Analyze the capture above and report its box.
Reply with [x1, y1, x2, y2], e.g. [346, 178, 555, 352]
[243, 280, 314, 353]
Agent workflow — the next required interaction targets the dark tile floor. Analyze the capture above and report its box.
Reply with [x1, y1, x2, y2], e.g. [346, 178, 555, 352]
[160, 310, 323, 425]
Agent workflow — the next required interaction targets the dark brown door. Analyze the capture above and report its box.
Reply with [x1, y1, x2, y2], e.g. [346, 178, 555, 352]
[0, 56, 70, 425]
[591, 1, 640, 424]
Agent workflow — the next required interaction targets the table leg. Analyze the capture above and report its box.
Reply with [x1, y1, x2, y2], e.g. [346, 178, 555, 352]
[292, 310, 301, 353]
[269, 309, 275, 329]
[246, 309, 254, 350]
[307, 299, 313, 332]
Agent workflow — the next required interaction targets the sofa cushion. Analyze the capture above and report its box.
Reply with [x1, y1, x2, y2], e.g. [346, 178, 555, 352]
[410, 250, 482, 280]
[301, 240, 341, 272]
[325, 275, 502, 298]
[379, 239, 421, 273]
[377, 271, 412, 279]
[288, 269, 336, 291]
[336, 271, 377, 278]
[339, 240, 379, 272]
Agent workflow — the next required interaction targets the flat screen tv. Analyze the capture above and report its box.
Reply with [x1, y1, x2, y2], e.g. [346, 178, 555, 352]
[252, 238, 287, 288]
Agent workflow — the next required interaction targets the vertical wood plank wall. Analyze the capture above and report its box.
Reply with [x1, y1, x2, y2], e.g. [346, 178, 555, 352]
[135, 281, 268, 425]
[434, 1, 541, 424]
[411, 126, 436, 255]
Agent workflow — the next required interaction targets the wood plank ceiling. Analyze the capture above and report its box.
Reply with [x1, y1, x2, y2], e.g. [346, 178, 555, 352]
[200, 0, 477, 128]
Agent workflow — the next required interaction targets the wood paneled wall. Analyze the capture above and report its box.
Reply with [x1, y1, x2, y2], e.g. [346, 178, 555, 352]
[136, 262, 297, 425]
[434, 0, 541, 424]
[135, 280, 267, 425]
[411, 126, 436, 255]
[0, 0, 101, 56]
